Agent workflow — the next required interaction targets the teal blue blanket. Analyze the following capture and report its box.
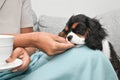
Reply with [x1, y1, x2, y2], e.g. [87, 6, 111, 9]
[0, 46, 118, 80]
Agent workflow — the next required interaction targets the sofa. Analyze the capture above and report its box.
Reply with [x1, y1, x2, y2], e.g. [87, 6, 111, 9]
[32, 9, 120, 57]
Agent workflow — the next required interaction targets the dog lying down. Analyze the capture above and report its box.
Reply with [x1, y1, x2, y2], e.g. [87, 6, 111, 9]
[59, 14, 120, 79]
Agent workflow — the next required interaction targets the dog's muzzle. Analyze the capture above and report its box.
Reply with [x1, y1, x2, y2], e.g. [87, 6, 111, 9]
[66, 32, 85, 47]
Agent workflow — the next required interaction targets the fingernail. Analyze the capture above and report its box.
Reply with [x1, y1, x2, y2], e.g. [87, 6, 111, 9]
[19, 55, 23, 59]
[12, 69, 18, 72]
[6, 58, 11, 62]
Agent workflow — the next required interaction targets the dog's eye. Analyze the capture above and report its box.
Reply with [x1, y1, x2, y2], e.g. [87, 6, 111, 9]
[72, 24, 87, 35]
[63, 29, 69, 34]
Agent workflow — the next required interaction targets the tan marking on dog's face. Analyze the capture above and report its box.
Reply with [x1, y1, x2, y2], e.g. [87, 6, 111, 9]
[59, 26, 69, 38]
[58, 32, 67, 38]
[59, 23, 90, 40]
[71, 23, 79, 29]
[76, 28, 90, 38]
[65, 26, 68, 31]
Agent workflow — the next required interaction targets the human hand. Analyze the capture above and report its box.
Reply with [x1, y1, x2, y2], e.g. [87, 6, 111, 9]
[32, 32, 74, 56]
[6, 47, 30, 72]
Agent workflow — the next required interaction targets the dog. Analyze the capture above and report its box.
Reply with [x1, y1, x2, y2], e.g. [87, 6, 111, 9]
[59, 14, 120, 79]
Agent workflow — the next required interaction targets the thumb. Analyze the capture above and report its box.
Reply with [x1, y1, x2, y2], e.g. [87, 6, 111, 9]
[6, 48, 23, 62]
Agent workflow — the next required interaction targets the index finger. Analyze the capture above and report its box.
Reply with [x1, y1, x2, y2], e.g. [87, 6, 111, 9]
[56, 42, 74, 51]
[6, 48, 23, 62]
[52, 35, 67, 43]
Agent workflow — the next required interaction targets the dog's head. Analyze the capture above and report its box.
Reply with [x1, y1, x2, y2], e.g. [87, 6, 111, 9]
[59, 14, 107, 50]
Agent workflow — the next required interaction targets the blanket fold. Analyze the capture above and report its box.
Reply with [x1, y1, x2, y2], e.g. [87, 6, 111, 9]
[0, 46, 118, 80]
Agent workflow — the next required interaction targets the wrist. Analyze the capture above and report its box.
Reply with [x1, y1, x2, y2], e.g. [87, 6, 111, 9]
[25, 47, 36, 56]
[13, 32, 35, 48]
[30, 32, 41, 48]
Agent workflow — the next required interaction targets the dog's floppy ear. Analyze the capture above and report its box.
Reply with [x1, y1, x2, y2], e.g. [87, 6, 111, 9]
[58, 31, 66, 38]
[66, 15, 75, 27]
[85, 18, 108, 50]
[58, 26, 69, 38]
[59, 15, 75, 38]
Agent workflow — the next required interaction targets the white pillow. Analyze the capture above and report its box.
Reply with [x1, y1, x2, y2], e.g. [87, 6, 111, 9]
[38, 15, 68, 35]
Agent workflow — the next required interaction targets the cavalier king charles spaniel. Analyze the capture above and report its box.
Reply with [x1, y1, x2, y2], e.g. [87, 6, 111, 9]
[59, 14, 120, 79]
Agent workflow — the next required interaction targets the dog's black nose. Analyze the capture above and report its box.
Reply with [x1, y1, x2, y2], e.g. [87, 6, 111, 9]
[67, 35, 73, 41]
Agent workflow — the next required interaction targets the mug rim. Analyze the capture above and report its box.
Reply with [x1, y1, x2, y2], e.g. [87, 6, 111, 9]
[0, 35, 14, 38]
[0, 44, 13, 46]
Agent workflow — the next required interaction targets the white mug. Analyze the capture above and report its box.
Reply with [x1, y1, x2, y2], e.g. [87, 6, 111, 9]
[0, 35, 14, 66]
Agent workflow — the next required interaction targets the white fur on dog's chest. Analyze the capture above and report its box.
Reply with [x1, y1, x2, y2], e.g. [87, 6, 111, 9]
[102, 39, 111, 59]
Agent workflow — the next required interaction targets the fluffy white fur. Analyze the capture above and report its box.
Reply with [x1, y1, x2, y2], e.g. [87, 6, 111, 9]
[102, 39, 111, 59]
